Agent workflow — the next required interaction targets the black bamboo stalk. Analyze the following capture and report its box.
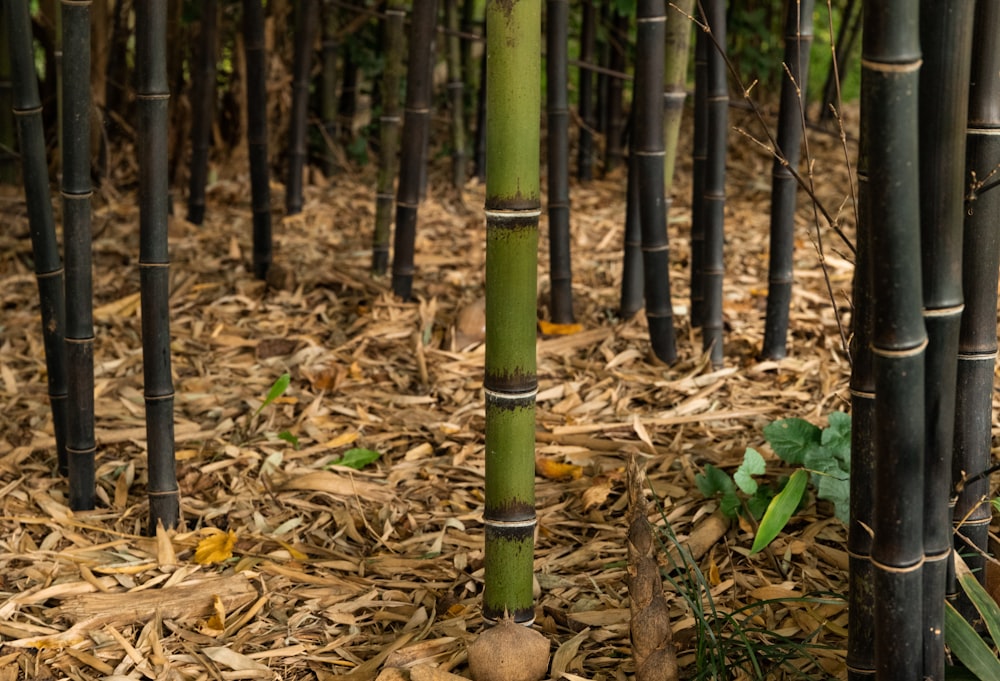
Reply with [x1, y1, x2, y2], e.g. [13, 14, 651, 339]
[61, 0, 95, 511]
[917, 1, 974, 674]
[187, 0, 218, 226]
[5, 0, 68, 476]
[594, 2, 609, 141]
[372, 0, 405, 275]
[242, 0, 271, 280]
[286, 0, 319, 216]
[576, 0, 596, 182]
[546, 0, 574, 325]
[701, 0, 727, 368]
[952, 0, 1000, 623]
[635, 0, 675, 363]
[473, 41, 487, 182]
[846, 132, 875, 680]
[445, 0, 466, 189]
[761, 0, 814, 360]
[135, 0, 180, 532]
[620, 126, 644, 319]
[690, 27, 707, 328]
[391, 0, 438, 301]
[863, 1, 926, 676]
[338, 49, 358, 141]
[104, 0, 128, 140]
[603, 7, 628, 174]
[320, 0, 339, 176]
[0, 18, 15, 186]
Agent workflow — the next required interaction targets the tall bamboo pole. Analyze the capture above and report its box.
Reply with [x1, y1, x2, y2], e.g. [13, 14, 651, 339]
[846, 133, 875, 680]
[603, 8, 627, 174]
[761, 0, 814, 360]
[286, 0, 319, 216]
[546, 0, 574, 324]
[635, 0, 675, 364]
[917, 1, 974, 675]
[701, 0, 727, 368]
[187, 0, 218, 226]
[483, 0, 539, 623]
[320, 0, 339, 176]
[662, 0, 693, 195]
[689, 28, 707, 328]
[136, 0, 180, 532]
[372, 0, 406, 275]
[0, 15, 15, 185]
[576, 0, 595, 182]
[952, 0, 1000, 621]
[5, 0, 68, 476]
[620, 108, 643, 320]
[445, 0, 466, 189]
[863, 1, 926, 676]
[242, 0, 272, 280]
[391, 0, 438, 300]
[61, 0, 95, 510]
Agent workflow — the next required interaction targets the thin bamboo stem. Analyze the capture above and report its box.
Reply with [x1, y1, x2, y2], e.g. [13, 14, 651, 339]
[445, 0, 466, 189]
[690, 28, 707, 328]
[242, 0, 272, 280]
[187, 0, 218, 226]
[546, 0, 574, 324]
[372, 0, 405, 275]
[286, 0, 319, 216]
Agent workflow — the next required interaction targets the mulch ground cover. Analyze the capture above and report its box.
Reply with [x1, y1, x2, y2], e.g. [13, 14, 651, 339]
[0, 107, 876, 680]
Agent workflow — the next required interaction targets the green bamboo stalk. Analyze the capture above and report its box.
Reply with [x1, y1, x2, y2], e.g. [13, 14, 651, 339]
[761, 0, 814, 360]
[320, 0, 339, 176]
[187, 0, 218, 226]
[483, 0, 539, 624]
[61, 0, 95, 511]
[5, 0, 68, 476]
[701, 0, 727, 368]
[372, 0, 406, 275]
[635, 0, 675, 364]
[242, 0, 272, 280]
[862, 1, 926, 676]
[546, 0, 574, 324]
[662, 0, 693, 195]
[846, 130, 875, 680]
[690, 28, 707, 328]
[445, 0, 466, 189]
[286, 0, 319, 216]
[136, 0, 180, 532]
[576, 0, 595, 182]
[953, 0, 1000, 623]
[917, 1, 974, 675]
[391, 0, 438, 300]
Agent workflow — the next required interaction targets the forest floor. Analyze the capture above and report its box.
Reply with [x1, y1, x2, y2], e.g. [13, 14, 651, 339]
[0, 106, 867, 680]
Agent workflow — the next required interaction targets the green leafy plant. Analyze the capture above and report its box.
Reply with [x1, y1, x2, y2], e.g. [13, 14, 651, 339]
[249, 373, 299, 449]
[697, 413, 851, 553]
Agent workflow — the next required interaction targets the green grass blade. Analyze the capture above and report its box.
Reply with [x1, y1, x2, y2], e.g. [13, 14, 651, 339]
[751, 469, 808, 554]
[955, 554, 1000, 650]
[945, 600, 1000, 679]
[255, 373, 290, 416]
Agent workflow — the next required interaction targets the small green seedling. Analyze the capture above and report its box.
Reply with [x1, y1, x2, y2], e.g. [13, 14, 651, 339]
[326, 448, 381, 470]
[697, 412, 851, 554]
[253, 373, 299, 448]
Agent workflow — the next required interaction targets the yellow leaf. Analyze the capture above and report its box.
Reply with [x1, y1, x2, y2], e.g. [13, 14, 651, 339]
[536, 457, 583, 481]
[194, 530, 237, 565]
[205, 594, 226, 631]
[707, 554, 721, 586]
[538, 320, 584, 336]
[276, 540, 309, 561]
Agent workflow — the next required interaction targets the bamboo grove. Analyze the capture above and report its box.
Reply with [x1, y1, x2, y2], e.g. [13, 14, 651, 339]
[3, 1, 1000, 677]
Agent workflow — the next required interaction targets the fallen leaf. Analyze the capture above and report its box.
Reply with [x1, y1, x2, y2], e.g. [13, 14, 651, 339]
[194, 530, 237, 565]
[536, 457, 583, 481]
[538, 320, 584, 336]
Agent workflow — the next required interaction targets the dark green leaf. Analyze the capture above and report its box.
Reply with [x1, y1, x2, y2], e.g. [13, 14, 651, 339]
[696, 464, 736, 498]
[945, 600, 1000, 680]
[956, 555, 1000, 652]
[763, 418, 821, 465]
[329, 448, 381, 470]
[734, 448, 766, 495]
[720, 491, 741, 518]
[816, 473, 850, 523]
[751, 469, 808, 554]
[256, 373, 290, 416]
[746, 489, 774, 520]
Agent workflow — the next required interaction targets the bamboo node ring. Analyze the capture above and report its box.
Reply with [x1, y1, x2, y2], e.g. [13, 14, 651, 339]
[871, 556, 924, 573]
[870, 338, 928, 358]
[484, 387, 538, 401]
